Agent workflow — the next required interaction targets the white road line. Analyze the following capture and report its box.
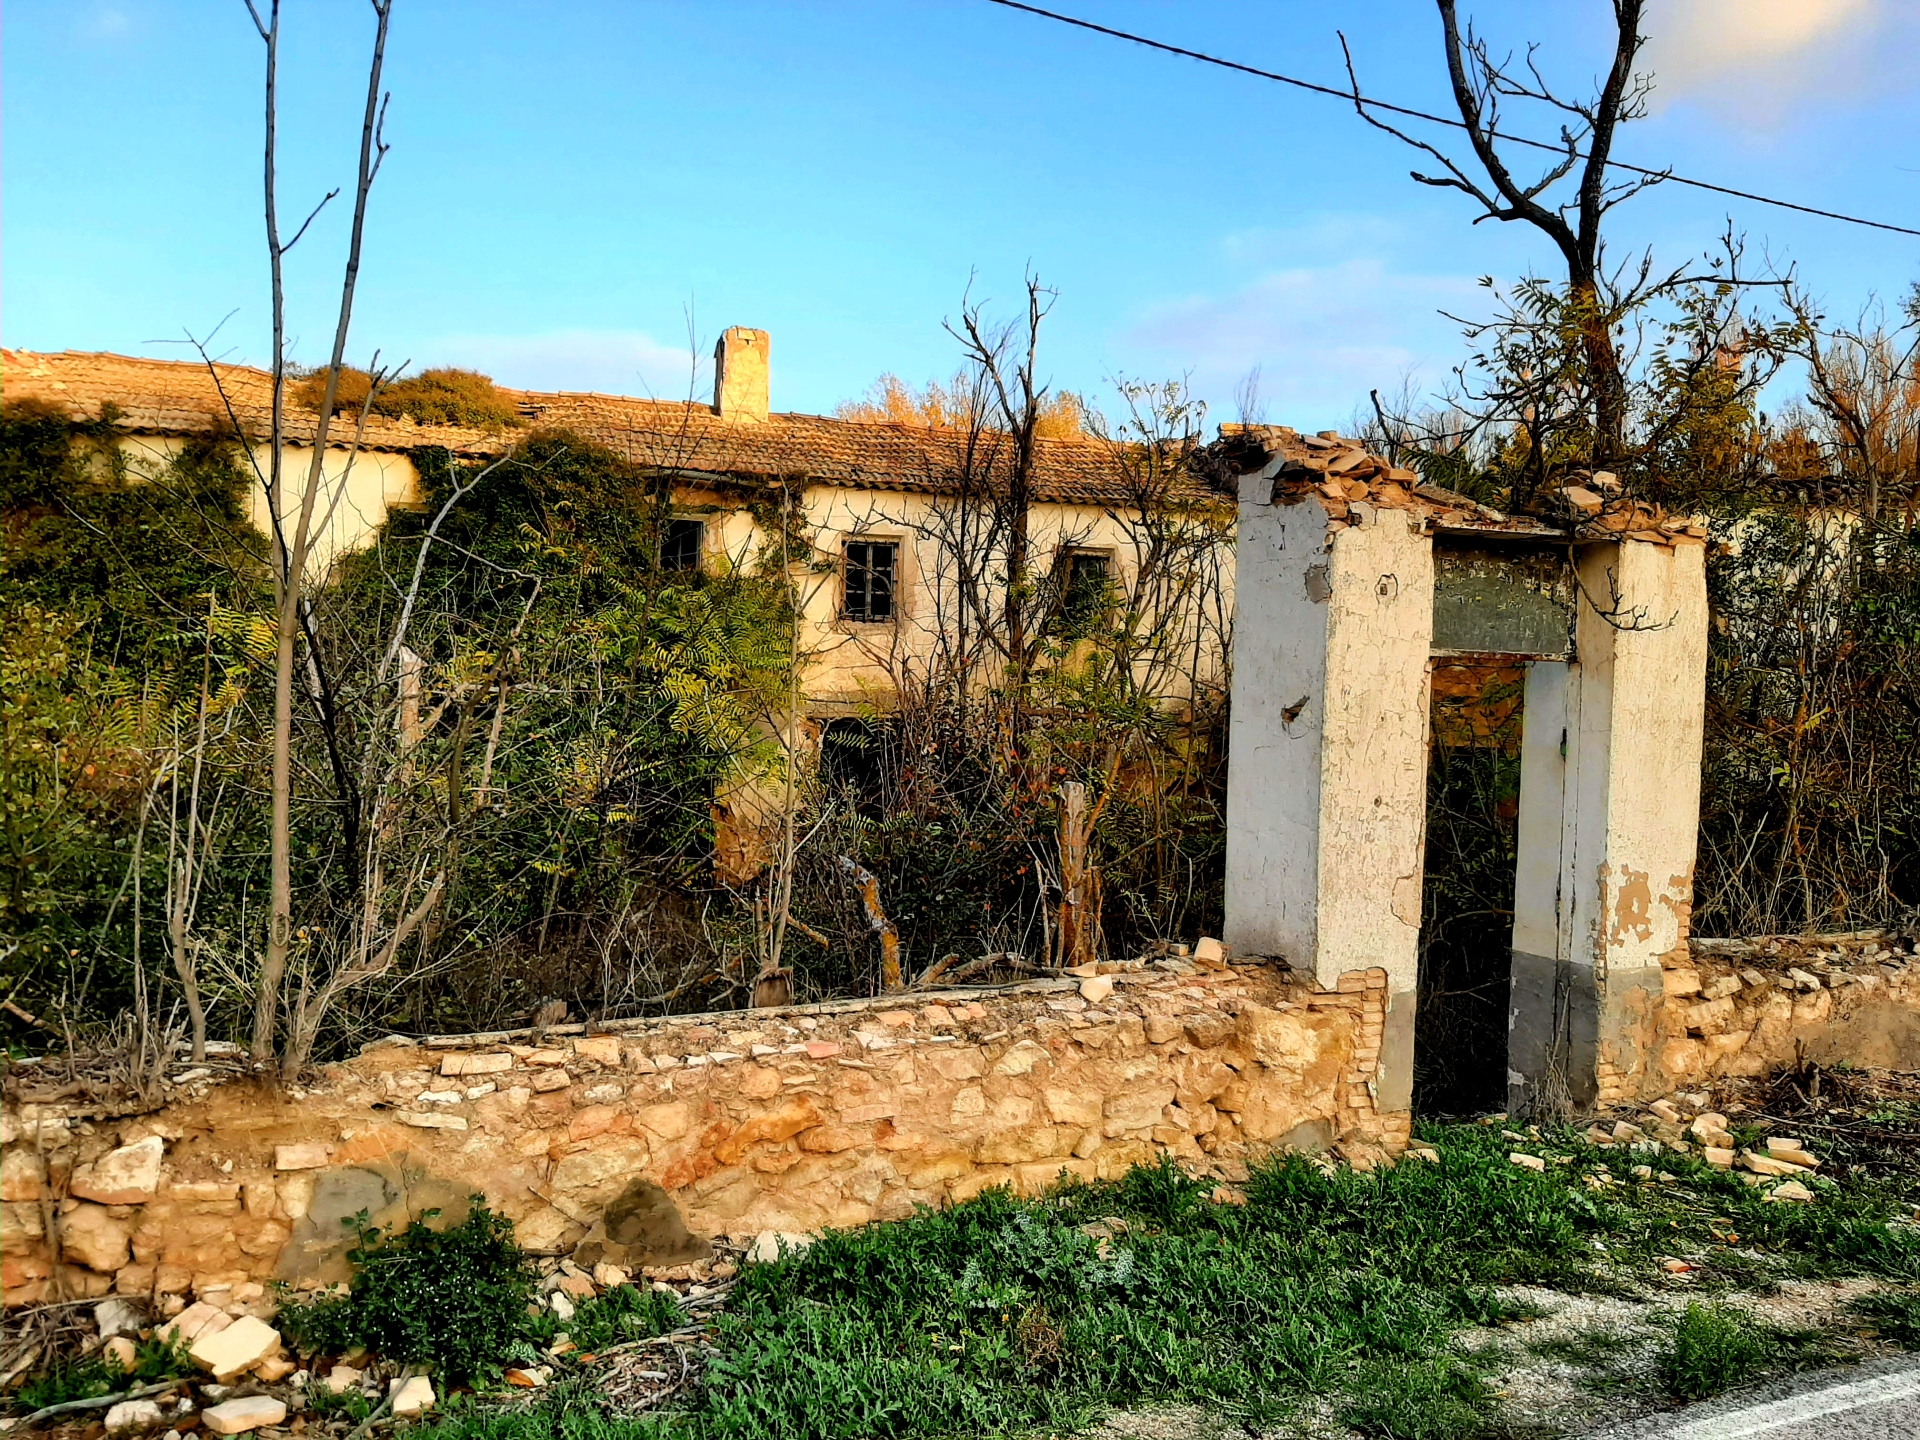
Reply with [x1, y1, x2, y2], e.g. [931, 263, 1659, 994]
[1657, 1368, 1920, 1439]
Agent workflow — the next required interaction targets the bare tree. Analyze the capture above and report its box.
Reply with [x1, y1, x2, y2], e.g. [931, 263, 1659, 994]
[1344, 1, 1659, 463]
[242, 0, 395, 1068]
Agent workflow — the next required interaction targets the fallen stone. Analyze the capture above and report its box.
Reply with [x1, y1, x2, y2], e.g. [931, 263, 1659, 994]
[748, 1230, 813, 1264]
[549, 1293, 574, 1321]
[389, 1375, 435, 1416]
[1767, 1180, 1816, 1204]
[591, 1262, 631, 1289]
[104, 1336, 139, 1373]
[1584, 1124, 1615, 1146]
[96, 1297, 145, 1340]
[1612, 1121, 1645, 1142]
[273, 1143, 329, 1171]
[1740, 1150, 1809, 1177]
[1064, 963, 1100, 979]
[159, 1301, 232, 1345]
[189, 1315, 282, 1379]
[323, 1364, 363, 1395]
[1509, 1152, 1546, 1172]
[1404, 1146, 1440, 1163]
[72, 1137, 166, 1204]
[1662, 1259, 1694, 1274]
[1078, 975, 1115, 1004]
[1192, 937, 1225, 966]
[554, 1271, 596, 1299]
[1648, 1099, 1684, 1125]
[253, 1354, 296, 1383]
[201, 1397, 286, 1435]
[1703, 1146, 1736, 1169]
[104, 1400, 165, 1433]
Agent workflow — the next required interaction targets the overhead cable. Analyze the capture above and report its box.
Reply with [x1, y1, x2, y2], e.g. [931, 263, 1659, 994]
[986, 0, 1920, 240]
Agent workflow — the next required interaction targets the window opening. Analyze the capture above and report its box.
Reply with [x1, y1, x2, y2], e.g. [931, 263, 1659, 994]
[1051, 550, 1114, 636]
[662, 518, 704, 572]
[844, 540, 897, 622]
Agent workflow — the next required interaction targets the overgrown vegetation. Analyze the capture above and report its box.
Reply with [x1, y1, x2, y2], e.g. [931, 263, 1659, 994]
[13, 1335, 193, 1413]
[396, 1130, 1920, 1440]
[293, 366, 524, 430]
[277, 1203, 537, 1384]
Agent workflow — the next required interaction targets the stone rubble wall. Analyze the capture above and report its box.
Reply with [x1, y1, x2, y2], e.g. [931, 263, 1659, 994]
[1600, 931, 1920, 1107]
[1, 960, 1408, 1310]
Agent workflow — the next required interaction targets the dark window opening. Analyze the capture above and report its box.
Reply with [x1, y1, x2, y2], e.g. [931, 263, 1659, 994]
[820, 717, 888, 814]
[844, 541, 897, 622]
[1051, 550, 1115, 636]
[663, 518, 704, 572]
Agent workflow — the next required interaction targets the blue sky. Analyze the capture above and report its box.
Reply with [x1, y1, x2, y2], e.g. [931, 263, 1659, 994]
[6, 1, 1917, 432]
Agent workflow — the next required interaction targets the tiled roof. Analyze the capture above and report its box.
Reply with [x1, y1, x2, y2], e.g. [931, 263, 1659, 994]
[3, 349, 1180, 507]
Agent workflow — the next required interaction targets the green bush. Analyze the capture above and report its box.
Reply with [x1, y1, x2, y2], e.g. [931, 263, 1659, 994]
[546, 1284, 684, 1353]
[276, 1202, 535, 1383]
[1661, 1302, 1776, 1400]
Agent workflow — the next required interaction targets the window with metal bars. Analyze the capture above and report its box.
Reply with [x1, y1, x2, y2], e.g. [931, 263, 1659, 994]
[662, 518, 704, 572]
[843, 540, 897, 622]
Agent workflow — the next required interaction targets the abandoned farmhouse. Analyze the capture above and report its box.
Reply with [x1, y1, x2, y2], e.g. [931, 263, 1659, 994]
[2, 333, 1915, 1315]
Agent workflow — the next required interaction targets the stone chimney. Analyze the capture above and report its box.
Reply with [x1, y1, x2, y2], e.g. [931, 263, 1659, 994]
[713, 326, 770, 423]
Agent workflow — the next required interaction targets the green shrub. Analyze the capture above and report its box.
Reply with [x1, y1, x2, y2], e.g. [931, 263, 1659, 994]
[547, 1284, 684, 1354]
[1852, 1289, 1920, 1345]
[276, 1201, 535, 1383]
[1661, 1302, 1776, 1400]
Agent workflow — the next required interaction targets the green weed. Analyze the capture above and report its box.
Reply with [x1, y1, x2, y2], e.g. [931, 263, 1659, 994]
[1660, 1303, 1776, 1400]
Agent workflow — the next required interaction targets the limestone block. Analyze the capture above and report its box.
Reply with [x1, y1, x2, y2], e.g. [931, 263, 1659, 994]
[738, 1066, 782, 1101]
[400, 1111, 468, 1130]
[712, 1099, 824, 1163]
[1233, 1005, 1326, 1071]
[159, 1300, 232, 1344]
[1683, 997, 1737, 1035]
[579, 1083, 625, 1106]
[924, 1047, 985, 1081]
[1662, 969, 1702, 997]
[1079, 976, 1115, 1004]
[531, 1069, 573, 1093]
[1143, 1013, 1181, 1044]
[1102, 1086, 1176, 1136]
[569, 1106, 621, 1142]
[71, 1137, 164, 1204]
[190, 1315, 282, 1379]
[440, 1051, 513, 1076]
[1, 1200, 45, 1247]
[1192, 937, 1225, 966]
[1658, 1038, 1706, 1079]
[635, 1102, 695, 1141]
[1183, 1014, 1236, 1050]
[1739, 1150, 1810, 1177]
[1705, 1030, 1751, 1065]
[254, 1354, 297, 1383]
[573, 1036, 622, 1067]
[61, 1203, 133, 1273]
[1701, 974, 1742, 1001]
[1043, 1087, 1102, 1126]
[551, 1139, 652, 1208]
[0, 1150, 49, 1202]
[202, 1396, 288, 1434]
[1791, 990, 1833, 1025]
[104, 1399, 164, 1432]
[950, 1087, 987, 1121]
[96, 1296, 144, 1339]
[324, 1363, 364, 1394]
[798, 1126, 862, 1154]
[992, 1041, 1050, 1077]
[1766, 1180, 1815, 1203]
[973, 1124, 1065, 1165]
[1703, 1146, 1736, 1168]
[274, 1144, 330, 1171]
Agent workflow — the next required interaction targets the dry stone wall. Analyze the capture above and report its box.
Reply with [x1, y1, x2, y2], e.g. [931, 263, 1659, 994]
[1, 959, 1409, 1309]
[1601, 931, 1920, 1107]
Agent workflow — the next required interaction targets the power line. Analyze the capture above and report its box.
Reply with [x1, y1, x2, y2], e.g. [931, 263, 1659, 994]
[986, 0, 1920, 241]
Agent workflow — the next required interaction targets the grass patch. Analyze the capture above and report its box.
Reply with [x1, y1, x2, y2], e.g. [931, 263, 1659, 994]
[402, 1123, 1919, 1440]
[1851, 1289, 1920, 1346]
[13, 1335, 193, 1412]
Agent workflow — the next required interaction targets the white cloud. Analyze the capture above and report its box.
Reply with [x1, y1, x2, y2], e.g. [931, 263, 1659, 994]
[419, 328, 704, 399]
[1122, 259, 1481, 430]
[1642, 0, 1901, 121]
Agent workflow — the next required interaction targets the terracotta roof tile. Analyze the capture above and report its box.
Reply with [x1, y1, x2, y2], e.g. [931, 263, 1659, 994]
[3, 349, 1174, 507]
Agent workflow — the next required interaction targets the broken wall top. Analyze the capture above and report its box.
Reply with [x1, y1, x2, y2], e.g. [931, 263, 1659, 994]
[1205, 425, 1709, 550]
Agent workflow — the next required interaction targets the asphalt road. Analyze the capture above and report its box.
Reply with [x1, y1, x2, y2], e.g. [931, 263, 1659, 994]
[1585, 1355, 1920, 1439]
